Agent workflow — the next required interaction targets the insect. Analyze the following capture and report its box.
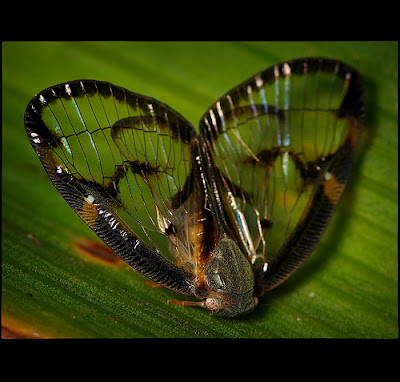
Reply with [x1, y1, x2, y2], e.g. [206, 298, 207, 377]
[24, 57, 364, 317]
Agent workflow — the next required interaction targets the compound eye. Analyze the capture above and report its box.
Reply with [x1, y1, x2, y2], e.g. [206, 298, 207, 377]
[205, 297, 222, 312]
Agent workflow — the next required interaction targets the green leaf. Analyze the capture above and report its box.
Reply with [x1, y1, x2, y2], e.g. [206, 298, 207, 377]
[2, 41, 397, 338]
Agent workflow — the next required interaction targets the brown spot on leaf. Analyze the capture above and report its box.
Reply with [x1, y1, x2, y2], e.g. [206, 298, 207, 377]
[73, 238, 124, 267]
[1, 315, 49, 339]
[26, 232, 42, 247]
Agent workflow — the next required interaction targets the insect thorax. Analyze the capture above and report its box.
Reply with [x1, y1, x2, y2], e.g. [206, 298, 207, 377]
[197, 234, 258, 316]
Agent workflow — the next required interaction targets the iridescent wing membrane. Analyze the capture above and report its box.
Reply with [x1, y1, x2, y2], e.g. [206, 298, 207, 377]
[200, 58, 364, 293]
[25, 58, 364, 316]
[24, 80, 197, 293]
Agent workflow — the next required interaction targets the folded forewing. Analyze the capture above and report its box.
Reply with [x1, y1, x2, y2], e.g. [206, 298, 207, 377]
[200, 58, 364, 290]
[24, 80, 197, 293]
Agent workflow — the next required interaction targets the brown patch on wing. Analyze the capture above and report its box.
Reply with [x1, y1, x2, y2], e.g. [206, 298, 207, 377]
[323, 173, 345, 204]
[76, 199, 99, 230]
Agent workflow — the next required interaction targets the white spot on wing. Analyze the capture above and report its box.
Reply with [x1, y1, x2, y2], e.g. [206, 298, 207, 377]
[209, 108, 217, 127]
[324, 171, 332, 181]
[216, 101, 226, 129]
[255, 74, 263, 88]
[65, 83, 72, 96]
[282, 62, 291, 76]
[85, 194, 95, 204]
[216, 101, 223, 118]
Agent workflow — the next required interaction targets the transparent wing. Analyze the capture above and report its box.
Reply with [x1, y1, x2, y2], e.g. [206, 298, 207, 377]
[24, 80, 198, 293]
[199, 58, 364, 291]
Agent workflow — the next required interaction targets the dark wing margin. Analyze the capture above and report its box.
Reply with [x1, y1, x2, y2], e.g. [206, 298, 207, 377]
[24, 80, 196, 294]
[261, 60, 364, 291]
[199, 58, 365, 293]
